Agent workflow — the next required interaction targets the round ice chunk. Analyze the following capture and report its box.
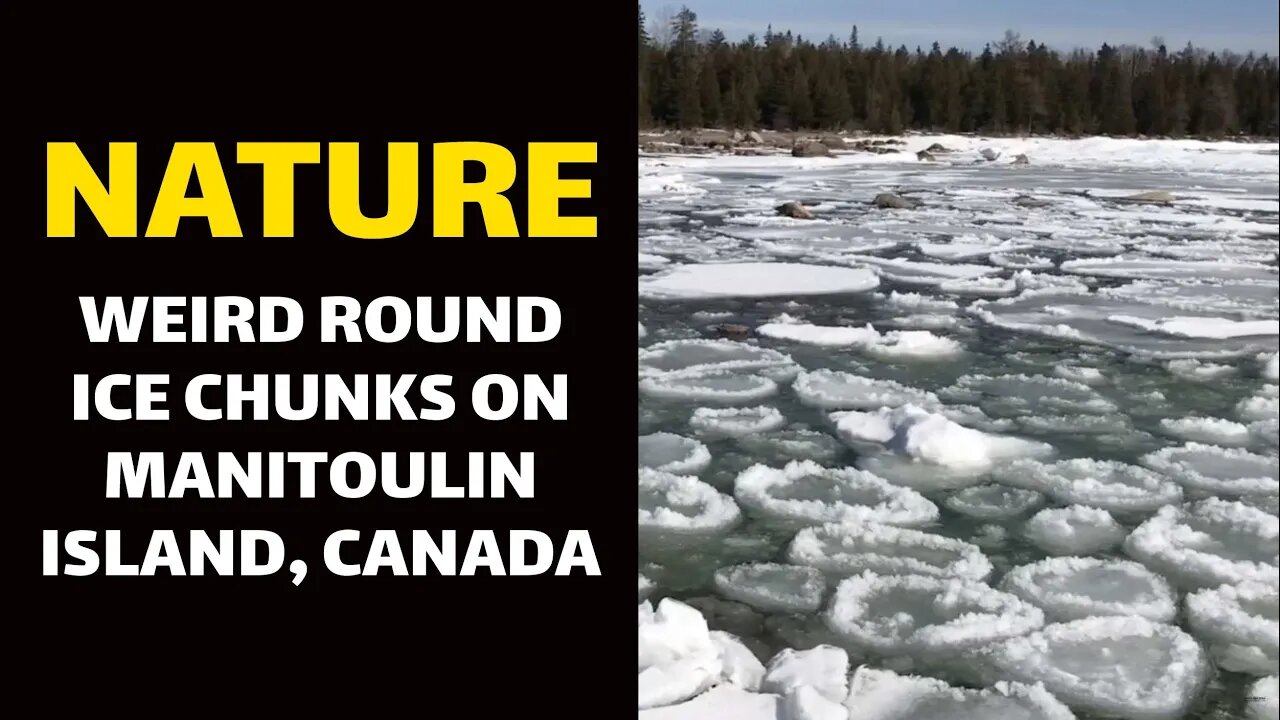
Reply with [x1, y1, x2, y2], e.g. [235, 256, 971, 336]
[999, 557, 1176, 623]
[862, 330, 964, 361]
[756, 320, 881, 347]
[843, 667, 1076, 720]
[640, 371, 780, 404]
[1264, 354, 1280, 381]
[1238, 388, 1280, 422]
[943, 373, 1117, 415]
[794, 369, 940, 410]
[1124, 498, 1280, 589]
[639, 432, 711, 475]
[735, 428, 843, 462]
[1053, 365, 1105, 386]
[1247, 676, 1279, 720]
[1186, 582, 1279, 676]
[1158, 416, 1251, 447]
[1141, 442, 1280, 496]
[825, 572, 1044, 661]
[713, 562, 827, 614]
[639, 469, 741, 548]
[690, 406, 787, 438]
[1023, 505, 1128, 555]
[787, 522, 992, 582]
[734, 459, 939, 528]
[994, 458, 1183, 514]
[945, 483, 1044, 520]
[639, 262, 880, 300]
[639, 339, 798, 378]
[1166, 358, 1235, 381]
[981, 616, 1210, 720]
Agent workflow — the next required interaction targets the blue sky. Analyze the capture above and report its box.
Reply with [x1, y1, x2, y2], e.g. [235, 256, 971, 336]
[642, 0, 1280, 55]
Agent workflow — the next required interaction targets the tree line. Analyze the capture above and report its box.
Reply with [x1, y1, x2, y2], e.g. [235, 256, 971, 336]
[638, 6, 1280, 138]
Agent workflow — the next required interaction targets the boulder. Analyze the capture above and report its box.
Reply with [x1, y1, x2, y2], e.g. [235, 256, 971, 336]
[819, 135, 847, 150]
[711, 323, 752, 340]
[776, 201, 814, 219]
[872, 192, 919, 209]
[745, 130, 764, 144]
[1013, 195, 1051, 208]
[916, 150, 936, 162]
[792, 141, 831, 158]
[979, 147, 1000, 161]
[925, 142, 951, 153]
[1117, 190, 1175, 204]
[1012, 153, 1030, 165]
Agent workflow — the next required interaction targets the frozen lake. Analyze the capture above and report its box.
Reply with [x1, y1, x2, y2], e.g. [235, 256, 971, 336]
[637, 135, 1279, 720]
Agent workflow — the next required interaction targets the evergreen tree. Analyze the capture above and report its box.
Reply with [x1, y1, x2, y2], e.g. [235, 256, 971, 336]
[669, 7, 702, 128]
[630, 14, 1278, 138]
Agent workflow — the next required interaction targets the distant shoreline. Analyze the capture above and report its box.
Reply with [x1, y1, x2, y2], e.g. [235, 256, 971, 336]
[639, 128, 1280, 154]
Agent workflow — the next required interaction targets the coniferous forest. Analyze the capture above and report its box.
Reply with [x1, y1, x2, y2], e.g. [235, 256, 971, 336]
[638, 6, 1280, 138]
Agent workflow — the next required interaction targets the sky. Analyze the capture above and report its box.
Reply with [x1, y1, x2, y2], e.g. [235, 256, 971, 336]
[641, 0, 1280, 55]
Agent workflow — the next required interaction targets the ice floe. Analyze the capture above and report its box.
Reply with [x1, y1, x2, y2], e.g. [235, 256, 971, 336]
[639, 432, 712, 475]
[639, 339, 799, 379]
[735, 427, 844, 463]
[994, 458, 1183, 515]
[762, 645, 850, 704]
[638, 598, 725, 709]
[640, 371, 780, 404]
[787, 522, 993, 582]
[825, 571, 1044, 662]
[1000, 557, 1176, 623]
[1247, 676, 1279, 720]
[980, 616, 1209, 720]
[713, 563, 828, 614]
[1264, 353, 1280, 381]
[734, 460, 939, 528]
[877, 291, 959, 312]
[1238, 385, 1280, 422]
[1165, 358, 1236, 381]
[1105, 314, 1278, 339]
[784, 684, 848, 720]
[757, 321, 882, 347]
[1140, 442, 1279, 496]
[1061, 256, 1278, 284]
[843, 667, 1076, 720]
[944, 483, 1045, 520]
[943, 373, 1117, 416]
[1159, 416, 1252, 447]
[640, 262, 880, 300]
[639, 469, 742, 548]
[640, 573, 657, 600]
[638, 684, 780, 720]
[938, 276, 1019, 298]
[795, 370, 940, 410]
[1124, 498, 1280, 589]
[757, 320, 963, 360]
[690, 406, 788, 438]
[1052, 365, 1106, 386]
[1185, 582, 1279, 676]
[1023, 506, 1128, 555]
[832, 405, 1054, 491]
